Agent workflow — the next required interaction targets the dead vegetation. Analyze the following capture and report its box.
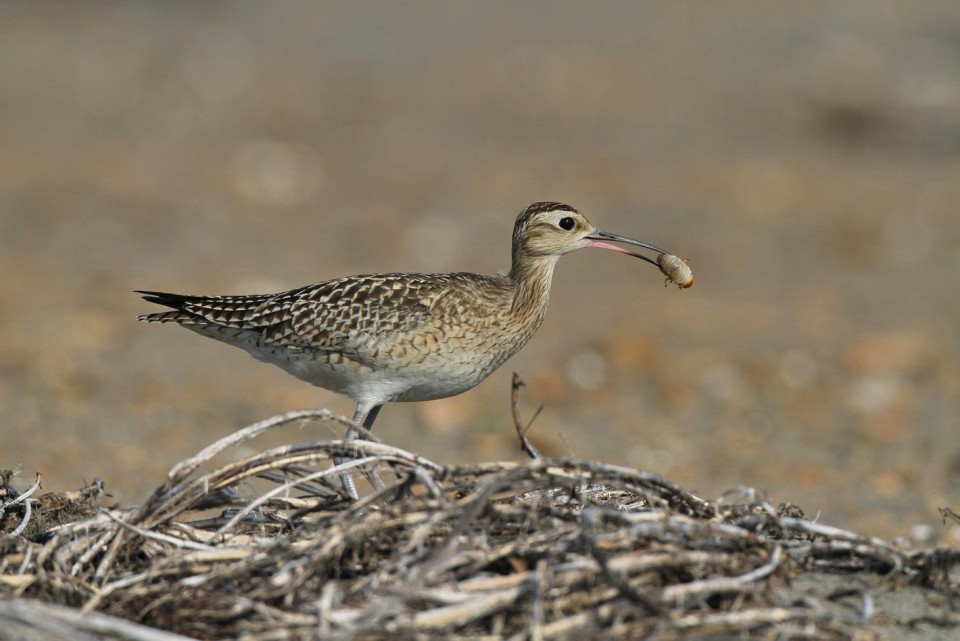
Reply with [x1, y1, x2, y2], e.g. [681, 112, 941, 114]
[1, 393, 959, 640]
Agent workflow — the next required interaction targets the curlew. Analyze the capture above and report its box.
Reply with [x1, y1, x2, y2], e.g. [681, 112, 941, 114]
[138, 202, 689, 497]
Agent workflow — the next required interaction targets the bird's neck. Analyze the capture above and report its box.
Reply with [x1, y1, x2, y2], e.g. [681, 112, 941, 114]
[507, 254, 559, 319]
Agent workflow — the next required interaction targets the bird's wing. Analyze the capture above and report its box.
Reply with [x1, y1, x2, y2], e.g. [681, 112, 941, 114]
[139, 273, 482, 370]
[285, 274, 456, 369]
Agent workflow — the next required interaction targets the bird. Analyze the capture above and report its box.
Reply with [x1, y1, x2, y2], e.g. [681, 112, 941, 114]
[137, 202, 678, 498]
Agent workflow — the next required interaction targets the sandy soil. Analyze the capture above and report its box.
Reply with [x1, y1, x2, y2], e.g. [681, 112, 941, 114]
[1, 2, 959, 545]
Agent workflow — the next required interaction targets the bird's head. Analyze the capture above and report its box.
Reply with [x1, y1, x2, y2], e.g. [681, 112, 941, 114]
[511, 201, 670, 267]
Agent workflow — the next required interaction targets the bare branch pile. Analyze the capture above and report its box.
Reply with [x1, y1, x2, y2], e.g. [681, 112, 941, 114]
[1, 409, 958, 640]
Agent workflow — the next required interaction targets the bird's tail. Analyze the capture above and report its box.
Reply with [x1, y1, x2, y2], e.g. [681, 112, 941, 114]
[135, 290, 205, 323]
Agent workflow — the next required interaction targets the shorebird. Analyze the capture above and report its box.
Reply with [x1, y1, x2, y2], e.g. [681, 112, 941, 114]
[138, 202, 686, 497]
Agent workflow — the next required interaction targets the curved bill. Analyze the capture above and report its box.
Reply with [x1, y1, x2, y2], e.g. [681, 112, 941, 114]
[584, 230, 671, 268]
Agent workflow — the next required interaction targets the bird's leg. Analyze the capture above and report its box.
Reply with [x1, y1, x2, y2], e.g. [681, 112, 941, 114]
[337, 404, 385, 500]
[344, 404, 381, 442]
[335, 407, 366, 500]
[355, 405, 386, 492]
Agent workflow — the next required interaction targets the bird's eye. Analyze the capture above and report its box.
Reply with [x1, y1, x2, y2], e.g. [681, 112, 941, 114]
[558, 216, 575, 231]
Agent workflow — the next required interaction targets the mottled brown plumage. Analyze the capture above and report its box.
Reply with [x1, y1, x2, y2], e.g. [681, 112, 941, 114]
[138, 202, 673, 497]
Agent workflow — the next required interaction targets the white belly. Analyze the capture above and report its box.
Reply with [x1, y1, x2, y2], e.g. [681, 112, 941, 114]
[187, 324, 505, 407]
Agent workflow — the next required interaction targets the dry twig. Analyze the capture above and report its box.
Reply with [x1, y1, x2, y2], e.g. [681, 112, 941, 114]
[511, 372, 542, 459]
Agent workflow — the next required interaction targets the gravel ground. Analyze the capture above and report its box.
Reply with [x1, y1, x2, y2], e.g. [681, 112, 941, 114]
[1, 2, 959, 545]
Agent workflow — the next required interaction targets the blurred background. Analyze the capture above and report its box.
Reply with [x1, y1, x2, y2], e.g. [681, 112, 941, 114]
[1, 2, 958, 541]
